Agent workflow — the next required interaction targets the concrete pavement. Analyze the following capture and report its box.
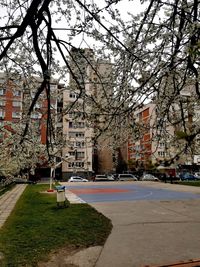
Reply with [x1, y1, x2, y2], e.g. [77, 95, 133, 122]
[61, 181, 200, 266]
[90, 182, 200, 267]
[0, 184, 27, 228]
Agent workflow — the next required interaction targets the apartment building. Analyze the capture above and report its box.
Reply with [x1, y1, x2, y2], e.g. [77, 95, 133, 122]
[128, 91, 200, 171]
[0, 73, 23, 127]
[128, 102, 176, 169]
[62, 48, 115, 178]
[0, 72, 62, 177]
[128, 103, 155, 168]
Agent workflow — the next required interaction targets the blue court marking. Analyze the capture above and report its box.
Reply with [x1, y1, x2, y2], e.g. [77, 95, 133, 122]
[66, 184, 200, 203]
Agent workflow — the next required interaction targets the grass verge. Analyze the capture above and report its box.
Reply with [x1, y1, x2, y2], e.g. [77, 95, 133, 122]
[177, 181, 200, 187]
[0, 182, 15, 197]
[0, 184, 112, 266]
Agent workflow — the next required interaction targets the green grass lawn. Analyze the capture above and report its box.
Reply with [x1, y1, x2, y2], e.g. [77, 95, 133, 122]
[177, 181, 200, 187]
[0, 184, 112, 267]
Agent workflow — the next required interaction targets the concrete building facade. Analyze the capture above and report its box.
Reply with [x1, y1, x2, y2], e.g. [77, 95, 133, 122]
[61, 48, 115, 179]
[127, 102, 176, 169]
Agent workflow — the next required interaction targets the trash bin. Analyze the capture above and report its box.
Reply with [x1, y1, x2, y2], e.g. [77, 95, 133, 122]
[55, 186, 66, 206]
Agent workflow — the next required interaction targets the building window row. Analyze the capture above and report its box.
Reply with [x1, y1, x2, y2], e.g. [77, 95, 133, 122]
[68, 131, 85, 138]
[69, 92, 78, 98]
[69, 121, 85, 128]
[68, 162, 84, 168]
[31, 113, 42, 119]
[12, 111, 22, 118]
[13, 101, 21, 107]
[69, 151, 85, 158]
[0, 101, 22, 107]
[158, 151, 165, 157]
[69, 141, 85, 148]
[68, 111, 84, 118]
[0, 88, 21, 96]
[13, 90, 21, 96]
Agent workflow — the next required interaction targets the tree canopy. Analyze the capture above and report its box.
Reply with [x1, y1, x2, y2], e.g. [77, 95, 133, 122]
[0, 0, 199, 164]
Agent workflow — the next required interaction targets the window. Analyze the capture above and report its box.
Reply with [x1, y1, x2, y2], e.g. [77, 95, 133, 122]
[77, 122, 85, 128]
[0, 100, 5, 106]
[76, 141, 85, 148]
[0, 110, 5, 118]
[128, 147, 134, 153]
[77, 151, 85, 158]
[30, 91, 36, 99]
[31, 113, 42, 119]
[13, 90, 21, 96]
[0, 89, 5, 95]
[135, 145, 140, 151]
[12, 101, 21, 107]
[12, 111, 21, 118]
[69, 92, 77, 98]
[158, 142, 165, 148]
[158, 151, 165, 157]
[50, 84, 57, 90]
[35, 103, 40, 109]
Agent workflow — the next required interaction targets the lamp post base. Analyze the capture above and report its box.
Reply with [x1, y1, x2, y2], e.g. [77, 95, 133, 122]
[47, 189, 55, 192]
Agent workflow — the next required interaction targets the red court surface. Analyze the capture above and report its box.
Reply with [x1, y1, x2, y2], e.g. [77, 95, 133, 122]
[70, 188, 130, 194]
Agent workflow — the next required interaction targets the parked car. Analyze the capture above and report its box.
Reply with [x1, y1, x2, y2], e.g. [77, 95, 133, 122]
[94, 174, 115, 181]
[68, 176, 88, 182]
[141, 174, 159, 182]
[118, 174, 138, 181]
[179, 173, 198, 181]
[107, 174, 118, 180]
[194, 172, 200, 179]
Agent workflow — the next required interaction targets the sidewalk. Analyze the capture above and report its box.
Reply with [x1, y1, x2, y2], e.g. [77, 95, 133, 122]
[0, 184, 27, 228]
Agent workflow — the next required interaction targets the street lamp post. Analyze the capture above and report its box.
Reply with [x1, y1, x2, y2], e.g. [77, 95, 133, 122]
[48, 155, 73, 192]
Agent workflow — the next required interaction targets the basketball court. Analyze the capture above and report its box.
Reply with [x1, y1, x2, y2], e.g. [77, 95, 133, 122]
[65, 182, 200, 203]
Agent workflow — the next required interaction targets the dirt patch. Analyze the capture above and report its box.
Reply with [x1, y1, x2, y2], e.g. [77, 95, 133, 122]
[37, 245, 102, 267]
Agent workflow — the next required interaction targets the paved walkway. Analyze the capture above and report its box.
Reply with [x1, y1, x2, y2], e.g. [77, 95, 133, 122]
[0, 184, 27, 228]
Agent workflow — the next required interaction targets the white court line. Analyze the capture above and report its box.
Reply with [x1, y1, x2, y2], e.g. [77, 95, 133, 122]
[131, 191, 153, 200]
[65, 190, 86, 204]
